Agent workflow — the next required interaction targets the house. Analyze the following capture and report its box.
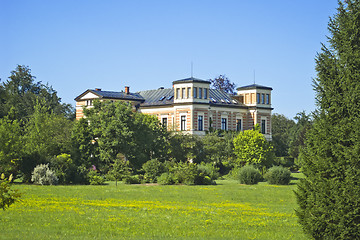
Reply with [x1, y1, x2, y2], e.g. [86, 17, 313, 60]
[75, 77, 273, 140]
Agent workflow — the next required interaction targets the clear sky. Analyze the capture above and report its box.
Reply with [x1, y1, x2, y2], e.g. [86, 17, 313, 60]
[1, 0, 339, 118]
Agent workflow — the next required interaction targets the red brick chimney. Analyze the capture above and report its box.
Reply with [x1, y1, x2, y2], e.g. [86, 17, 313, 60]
[125, 86, 130, 94]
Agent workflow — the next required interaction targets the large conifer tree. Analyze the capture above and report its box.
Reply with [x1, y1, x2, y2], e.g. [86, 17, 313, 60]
[295, 1, 360, 239]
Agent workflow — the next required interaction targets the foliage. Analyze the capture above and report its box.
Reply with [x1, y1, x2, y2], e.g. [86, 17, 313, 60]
[123, 175, 142, 184]
[157, 172, 175, 185]
[142, 159, 166, 183]
[0, 65, 74, 120]
[84, 100, 168, 171]
[87, 170, 105, 185]
[31, 164, 58, 185]
[288, 111, 312, 159]
[168, 134, 204, 163]
[0, 173, 21, 210]
[197, 162, 220, 181]
[209, 75, 236, 94]
[233, 127, 275, 168]
[202, 131, 236, 165]
[265, 166, 291, 185]
[21, 101, 73, 182]
[49, 153, 77, 184]
[237, 165, 263, 185]
[0, 111, 23, 177]
[108, 155, 132, 186]
[271, 113, 295, 157]
[295, 1, 360, 239]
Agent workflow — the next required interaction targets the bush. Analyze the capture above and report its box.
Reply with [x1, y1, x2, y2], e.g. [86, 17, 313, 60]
[123, 175, 141, 184]
[49, 153, 77, 184]
[142, 159, 166, 183]
[157, 172, 175, 185]
[197, 163, 220, 181]
[237, 165, 262, 185]
[31, 164, 58, 185]
[265, 166, 291, 185]
[0, 174, 21, 210]
[87, 170, 105, 185]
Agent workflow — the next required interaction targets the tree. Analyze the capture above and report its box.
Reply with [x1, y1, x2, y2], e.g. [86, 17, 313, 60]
[209, 75, 236, 94]
[0, 65, 74, 120]
[0, 174, 21, 210]
[233, 126, 275, 169]
[288, 111, 312, 159]
[295, 1, 360, 239]
[271, 113, 295, 157]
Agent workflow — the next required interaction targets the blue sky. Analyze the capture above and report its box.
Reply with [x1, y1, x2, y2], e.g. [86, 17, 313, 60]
[1, 0, 339, 118]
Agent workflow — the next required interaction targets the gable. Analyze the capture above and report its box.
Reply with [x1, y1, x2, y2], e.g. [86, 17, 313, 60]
[79, 92, 100, 100]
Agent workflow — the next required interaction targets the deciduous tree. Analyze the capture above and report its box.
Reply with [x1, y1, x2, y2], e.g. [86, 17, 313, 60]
[209, 75, 236, 94]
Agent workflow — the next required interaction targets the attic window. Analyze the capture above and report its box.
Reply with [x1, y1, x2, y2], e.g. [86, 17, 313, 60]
[225, 99, 231, 104]
[86, 100, 93, 106]
[210, 97, 217, 103]
[167, 95, 174, 100]
[159, 96, 166, 101]
[232, 99, 238, 104]
[220, 99, 225, 103]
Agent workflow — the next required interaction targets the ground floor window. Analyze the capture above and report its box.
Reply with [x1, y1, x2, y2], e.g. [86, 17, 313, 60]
[181, 116, 186, 131]
[221, 118, 227, 130]
[261, 119, 266, 134]
[198, 116, 203, 131]
[236, 119, 242, 131]
[162, 118, 167, 128]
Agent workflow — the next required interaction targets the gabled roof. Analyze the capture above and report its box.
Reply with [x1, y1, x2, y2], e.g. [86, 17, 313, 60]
[237, 84, 272, 91]
[173, 77, 211, 84]
[74, 89, 145, 102]
[138, 88, 174, 106]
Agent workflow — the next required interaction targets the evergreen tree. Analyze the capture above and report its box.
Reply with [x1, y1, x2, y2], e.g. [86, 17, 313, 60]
[295, 1, 360, 239]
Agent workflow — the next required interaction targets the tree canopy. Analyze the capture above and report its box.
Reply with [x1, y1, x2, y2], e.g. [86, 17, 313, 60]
[295, 1, 360, 239]
[209, 75, 236, 94]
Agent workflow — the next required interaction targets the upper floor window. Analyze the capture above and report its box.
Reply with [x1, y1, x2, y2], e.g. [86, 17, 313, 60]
[257, 93, 260, 104]
[176, 88, 180, 99]
[182, 88, 185, 99]
[86, 100, 93, 106]
[266, 94, 270, 104]
[187, 87, 191, 98]
[193, 87, 197, 98]
[199, 88, 202, 99]
[261, 94, 265, 104]
[221, 118, 227, 130]
[204, 88, 208, 99]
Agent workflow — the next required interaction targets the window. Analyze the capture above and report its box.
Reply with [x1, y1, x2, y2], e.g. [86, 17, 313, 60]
[221, 118, 227, 130]
[236, 119, 242, 131]
[266, 94, 270, 104]
[187, 87, 191, 98]
[209, 117, 212, 128]
[261, 94, 265, 104]
[181, 116, 186, 131]
[257, 93, 260, 104]
[204, 88, 208, 99]
[261, 119, 266, 134]
[193, 87, 197, 98]
[86, 100, 93, 106]
[176, 88, 180, 99]
[198, 116, 203, 131]
[162, 118, 167, 128]
[182, 88, 185, 99]
[199, 88, 202, 99]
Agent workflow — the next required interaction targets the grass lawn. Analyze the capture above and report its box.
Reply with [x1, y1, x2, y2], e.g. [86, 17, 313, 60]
[1, 173, 307, 239]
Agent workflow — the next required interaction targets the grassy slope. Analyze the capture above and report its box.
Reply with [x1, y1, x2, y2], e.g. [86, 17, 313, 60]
[1, 174, 307, 240]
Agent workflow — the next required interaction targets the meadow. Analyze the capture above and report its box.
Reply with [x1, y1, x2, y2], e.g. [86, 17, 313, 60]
[1, 174, 307, 240]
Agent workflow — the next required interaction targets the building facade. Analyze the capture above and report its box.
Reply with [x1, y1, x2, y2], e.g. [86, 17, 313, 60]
[75, 77, 273, 140]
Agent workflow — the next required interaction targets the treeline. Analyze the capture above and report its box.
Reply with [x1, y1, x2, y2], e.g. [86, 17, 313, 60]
[1, 65, 307, 186]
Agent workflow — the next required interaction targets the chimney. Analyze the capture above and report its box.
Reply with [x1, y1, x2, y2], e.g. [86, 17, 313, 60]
[125, 86, 130, 94]
[95, 88, 102, 91]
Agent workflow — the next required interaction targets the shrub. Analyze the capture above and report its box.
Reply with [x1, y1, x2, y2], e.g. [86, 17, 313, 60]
[197, 163, 220, 181]
[31, 164, 58, 185]
[87, 170, 105, 185]
[265, 166, 291, 185]
[157, 172, 175, 185]
[123, 175, 141, 184]
[0, 174, 21, 210]
[237, 165, 262, 185]
[49, 153, 77, 184]
[142, 159, 166, 183]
